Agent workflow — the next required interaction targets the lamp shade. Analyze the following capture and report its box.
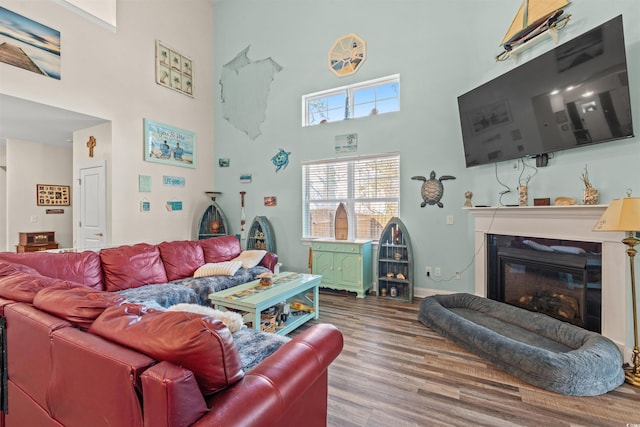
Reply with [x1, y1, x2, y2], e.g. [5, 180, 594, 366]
[593, 197, 640, 232]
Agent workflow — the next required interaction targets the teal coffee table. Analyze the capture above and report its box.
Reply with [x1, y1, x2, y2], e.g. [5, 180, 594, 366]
[209, 272, 320, 335]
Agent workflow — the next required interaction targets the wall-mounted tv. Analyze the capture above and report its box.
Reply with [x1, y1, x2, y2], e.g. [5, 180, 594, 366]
[458, 15, 634, 168]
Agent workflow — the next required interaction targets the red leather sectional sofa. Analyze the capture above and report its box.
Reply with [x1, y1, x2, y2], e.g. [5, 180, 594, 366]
[0, 235, 279, 293]
[0, 236, 344, 426]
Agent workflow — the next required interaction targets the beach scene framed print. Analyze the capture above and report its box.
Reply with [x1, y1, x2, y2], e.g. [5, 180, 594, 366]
[0, 6, 60, 79]
[144, 118, 196, 168]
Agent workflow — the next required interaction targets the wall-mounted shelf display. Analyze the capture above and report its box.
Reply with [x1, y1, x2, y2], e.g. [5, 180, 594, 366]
[247, 216, 276, 253]
[198, 192, 230, 240]
[311, 239, 372, 298]
[377, 217, 413, 302]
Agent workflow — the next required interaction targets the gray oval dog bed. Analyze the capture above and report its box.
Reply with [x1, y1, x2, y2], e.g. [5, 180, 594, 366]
[418, 293, 624, 396]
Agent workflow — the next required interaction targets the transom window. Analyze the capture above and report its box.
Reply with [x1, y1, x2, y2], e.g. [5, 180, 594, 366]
[302, 74, 400, 126]
[302, 153, 400, 241]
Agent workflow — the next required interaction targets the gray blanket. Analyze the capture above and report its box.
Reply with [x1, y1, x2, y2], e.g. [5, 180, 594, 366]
[117, 266, 270, 308]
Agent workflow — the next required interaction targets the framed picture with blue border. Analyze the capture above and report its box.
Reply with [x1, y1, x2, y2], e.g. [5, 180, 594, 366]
[144, 118, 196, 168]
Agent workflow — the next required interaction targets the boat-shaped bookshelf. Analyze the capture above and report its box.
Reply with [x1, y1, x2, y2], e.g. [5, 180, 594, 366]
[198, 192, 230, 240]
[377, 217, 413, 303]
[246, 216, 276, 253]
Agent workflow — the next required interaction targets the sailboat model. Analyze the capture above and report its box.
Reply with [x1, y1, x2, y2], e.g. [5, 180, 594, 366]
[496, 0, 571, 61]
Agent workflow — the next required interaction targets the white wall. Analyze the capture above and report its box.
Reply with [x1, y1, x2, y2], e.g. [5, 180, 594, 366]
[6, 139, 73, 249]
[0, 0, 215, 246]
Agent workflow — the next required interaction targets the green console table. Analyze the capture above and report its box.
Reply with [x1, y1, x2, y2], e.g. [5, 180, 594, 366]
[311, 239, 372, 298]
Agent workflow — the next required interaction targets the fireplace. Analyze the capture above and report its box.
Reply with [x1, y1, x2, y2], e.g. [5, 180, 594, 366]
[486, 234, 602, 333]
[467, 205, 628, 353]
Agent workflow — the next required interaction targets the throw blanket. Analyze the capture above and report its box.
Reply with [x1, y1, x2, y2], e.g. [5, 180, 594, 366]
[115, 266, 290, 375]
[232, 328, 291, 371]
[117, 266, 270, 308]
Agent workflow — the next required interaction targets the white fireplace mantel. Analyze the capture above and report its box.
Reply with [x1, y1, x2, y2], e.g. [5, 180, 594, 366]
[467, 205, 629, 352]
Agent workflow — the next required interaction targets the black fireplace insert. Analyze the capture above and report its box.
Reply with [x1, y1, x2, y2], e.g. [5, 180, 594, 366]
[487, 235, 602, 333]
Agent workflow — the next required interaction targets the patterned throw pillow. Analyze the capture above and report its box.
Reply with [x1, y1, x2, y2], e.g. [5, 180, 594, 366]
[193, 260, 242, 278]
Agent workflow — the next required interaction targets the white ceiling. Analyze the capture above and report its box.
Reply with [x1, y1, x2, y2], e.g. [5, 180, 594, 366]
[0, 93, 108, 147]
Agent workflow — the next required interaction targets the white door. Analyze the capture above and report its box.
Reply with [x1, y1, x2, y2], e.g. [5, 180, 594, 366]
[77, 161, 106, 249]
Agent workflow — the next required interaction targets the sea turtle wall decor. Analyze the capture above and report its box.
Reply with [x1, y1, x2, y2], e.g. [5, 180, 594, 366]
[271, 148, 291, 172]
[412, 171, 456, 208]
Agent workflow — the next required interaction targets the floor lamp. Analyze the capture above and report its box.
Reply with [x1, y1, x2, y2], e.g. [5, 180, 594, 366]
[593, 191, 640, 386]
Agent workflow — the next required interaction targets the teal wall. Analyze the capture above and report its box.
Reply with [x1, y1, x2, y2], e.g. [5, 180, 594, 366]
[213, 0, 640, 295]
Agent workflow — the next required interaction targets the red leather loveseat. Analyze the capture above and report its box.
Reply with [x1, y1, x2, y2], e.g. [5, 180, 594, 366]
[0, 236, 343, 426]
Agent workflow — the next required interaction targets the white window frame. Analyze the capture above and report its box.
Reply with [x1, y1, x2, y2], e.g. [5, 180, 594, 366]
[301, 74, 400, 126]
[302, 152, 400, 241]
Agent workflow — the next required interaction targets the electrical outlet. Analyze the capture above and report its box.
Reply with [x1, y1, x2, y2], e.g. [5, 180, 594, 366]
[455, 272, 461, 279]
[425, 266, 432, 276]
[446, 215, 454, 225]
[435, 267, 441, 277]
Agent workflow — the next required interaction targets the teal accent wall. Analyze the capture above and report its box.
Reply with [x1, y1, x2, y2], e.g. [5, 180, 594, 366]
[213, 0, 639, 296]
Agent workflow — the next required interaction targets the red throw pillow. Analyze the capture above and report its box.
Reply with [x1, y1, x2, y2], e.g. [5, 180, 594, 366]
[89, 304, 244, 395]
[34, 287, 126, 330]
[100, 244, 168, 291]
[158, 240, 205, 281]
[198, 236, 242, 264]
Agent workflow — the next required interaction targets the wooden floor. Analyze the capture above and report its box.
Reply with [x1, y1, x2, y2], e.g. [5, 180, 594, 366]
[291, 291, 640, 427]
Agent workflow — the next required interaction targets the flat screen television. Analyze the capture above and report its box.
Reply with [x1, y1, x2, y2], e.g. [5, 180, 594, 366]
[458, 15, 634, 168]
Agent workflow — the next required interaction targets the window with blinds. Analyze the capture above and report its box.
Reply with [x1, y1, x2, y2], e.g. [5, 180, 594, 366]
[302, 153, 400, 241]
